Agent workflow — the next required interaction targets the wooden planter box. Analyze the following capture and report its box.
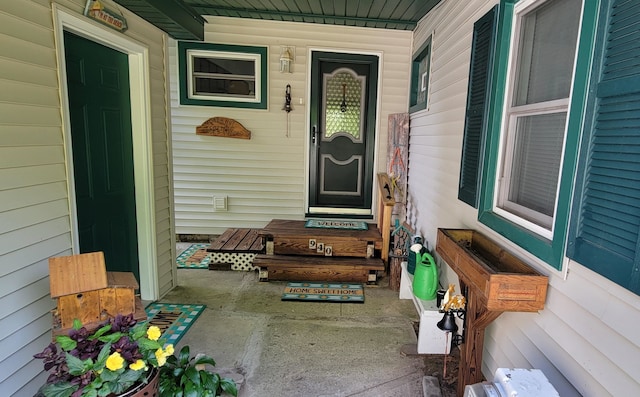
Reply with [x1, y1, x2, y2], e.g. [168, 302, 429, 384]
[436, 228, 548, 312]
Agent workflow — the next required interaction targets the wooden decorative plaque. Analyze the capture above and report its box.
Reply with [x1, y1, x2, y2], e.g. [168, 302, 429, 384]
[196, 117, 251, 139]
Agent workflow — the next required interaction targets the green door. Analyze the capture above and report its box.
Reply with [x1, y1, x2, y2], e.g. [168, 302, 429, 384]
[64, 31, 139, 280]
[309, 52, 378, 216]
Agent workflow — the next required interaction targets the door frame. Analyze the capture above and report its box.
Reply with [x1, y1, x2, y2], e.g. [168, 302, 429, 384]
[53, 6, 159, 300]
[305, 48, 383, 217]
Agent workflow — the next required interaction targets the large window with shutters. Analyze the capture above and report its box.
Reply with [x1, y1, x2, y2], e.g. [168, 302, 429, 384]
[472, 0, 595, 269]
[495, 0, 581, 238]
[567, 0, 640, 295]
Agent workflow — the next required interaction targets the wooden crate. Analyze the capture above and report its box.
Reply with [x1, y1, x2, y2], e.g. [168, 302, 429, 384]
[435, 228, 548, 312]
[54, 272, 139, 329]
[52, 296, 146, 338]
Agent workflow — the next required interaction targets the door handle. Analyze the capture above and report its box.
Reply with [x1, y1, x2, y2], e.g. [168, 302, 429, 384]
[312, 126, 318, 145]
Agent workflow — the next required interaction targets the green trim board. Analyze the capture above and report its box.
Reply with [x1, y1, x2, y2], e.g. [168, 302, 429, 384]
[176, 243, 211, 268]
[304, 219, 368, 230]
[282, 282, 364, 303]
[144, 303, 206, 345]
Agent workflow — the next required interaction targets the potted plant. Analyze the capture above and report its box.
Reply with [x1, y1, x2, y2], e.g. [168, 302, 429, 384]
[158, 345, 238, 397]
[34, 313, 173, 397]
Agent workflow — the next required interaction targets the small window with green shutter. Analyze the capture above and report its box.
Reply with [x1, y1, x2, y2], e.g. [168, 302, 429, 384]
[458, 6, 498, 208]
[568, 0, 640, 295]
[409, 37, 431, 113]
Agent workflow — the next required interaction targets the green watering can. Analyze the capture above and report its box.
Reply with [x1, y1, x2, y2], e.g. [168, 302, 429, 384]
[412, 251, 438, 301]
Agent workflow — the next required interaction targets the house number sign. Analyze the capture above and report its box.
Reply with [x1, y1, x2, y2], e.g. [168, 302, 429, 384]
[85, 0, 128, 32]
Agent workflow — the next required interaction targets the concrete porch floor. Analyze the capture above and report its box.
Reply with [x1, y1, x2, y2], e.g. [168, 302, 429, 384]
[165, 244, 451, 397]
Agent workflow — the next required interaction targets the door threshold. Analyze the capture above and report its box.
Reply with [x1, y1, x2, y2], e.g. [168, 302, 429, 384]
[305, 212, 373, 220]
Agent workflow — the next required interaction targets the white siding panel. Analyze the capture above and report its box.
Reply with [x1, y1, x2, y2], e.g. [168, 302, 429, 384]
[0, 217, 69, 259]
[0, 79, 60, 108]
[0, 326, 51, 396]
[0, 182, 68, 213]
[0, 11, 53, 47]
[0, 260, 51, 300]
[0, 314, 51, 363]
[409, 1, 640, 396]
[0, 200, 69, 235]
[0, 57, 58, 88]
[0, 125, 62, 146]
[0, 103, 61, 126]
[0, 0, 53, 27]
[0, 32, 57, 68]
[171, 18, 412, 235]
[0, 146, 64, 168]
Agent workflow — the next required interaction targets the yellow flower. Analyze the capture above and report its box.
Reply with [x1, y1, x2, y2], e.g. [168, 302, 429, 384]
[155, 348, 167, 366]
[129, 359, 147, 371]
[154, 344, 174, 367]
[146, 326, 162, 341]
[106, 352, 124, 371]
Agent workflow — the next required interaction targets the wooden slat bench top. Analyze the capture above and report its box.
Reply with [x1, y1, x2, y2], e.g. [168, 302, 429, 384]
[208, 228, 264, 253]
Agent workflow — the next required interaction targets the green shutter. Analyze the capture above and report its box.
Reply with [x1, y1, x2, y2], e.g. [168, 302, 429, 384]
[568, 0, 640, 294]
[458, 6, 498, 207]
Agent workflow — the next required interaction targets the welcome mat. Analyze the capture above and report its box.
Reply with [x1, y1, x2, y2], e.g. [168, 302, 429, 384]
[144, 303, 206, 345]
[304, 219, 369, 230]
[177, 243, 210, 269]
[282, 282, 365, 303]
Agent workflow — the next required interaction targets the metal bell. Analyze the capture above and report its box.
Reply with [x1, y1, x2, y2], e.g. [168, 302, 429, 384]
[437, 311, 458, 333]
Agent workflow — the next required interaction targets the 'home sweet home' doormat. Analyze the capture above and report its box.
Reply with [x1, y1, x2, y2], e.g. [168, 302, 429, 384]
[281, 282, 365, 303]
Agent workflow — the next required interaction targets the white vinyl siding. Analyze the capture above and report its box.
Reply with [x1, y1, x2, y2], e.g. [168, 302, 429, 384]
[0, 1, 174, 395]
[408, 0, 640, 396]
[170, 17, 412, 235]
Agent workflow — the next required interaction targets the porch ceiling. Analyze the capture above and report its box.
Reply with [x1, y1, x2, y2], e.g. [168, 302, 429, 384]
[113, 0, 442, 41]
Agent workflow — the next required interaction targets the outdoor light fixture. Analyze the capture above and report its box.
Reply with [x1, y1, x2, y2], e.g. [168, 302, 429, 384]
[280, 46, 294, 73]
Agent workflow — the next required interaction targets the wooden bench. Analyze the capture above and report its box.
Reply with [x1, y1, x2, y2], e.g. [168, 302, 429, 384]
[207, 228, 264, 270]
